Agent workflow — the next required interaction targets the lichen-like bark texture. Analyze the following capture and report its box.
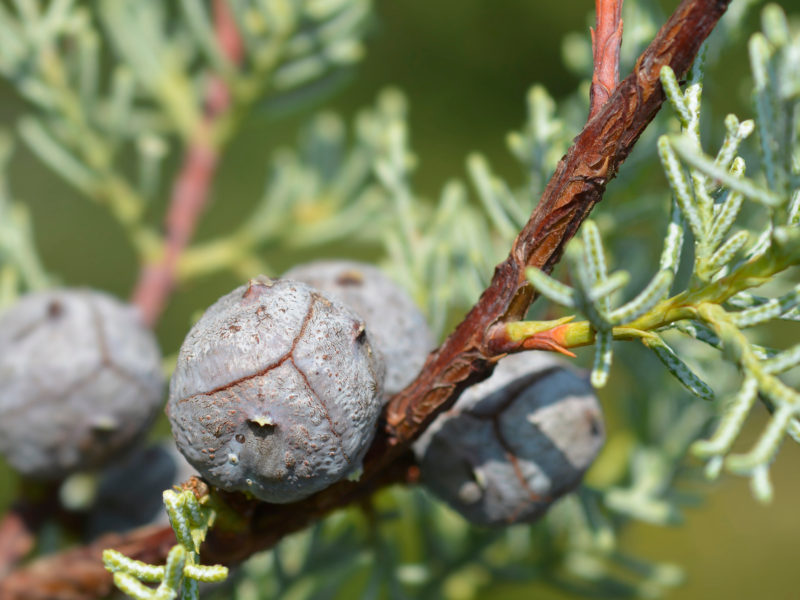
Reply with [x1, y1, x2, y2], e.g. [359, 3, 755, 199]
[167, 277, 385, 503]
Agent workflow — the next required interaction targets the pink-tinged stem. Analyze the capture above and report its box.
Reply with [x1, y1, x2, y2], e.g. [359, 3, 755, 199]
[132, 0, 242, 326]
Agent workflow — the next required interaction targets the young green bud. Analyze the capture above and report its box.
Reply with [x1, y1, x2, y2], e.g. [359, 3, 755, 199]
[0, 289, 164, 480]
[414, 352, 604, 526]
[167, 277, 385, 503]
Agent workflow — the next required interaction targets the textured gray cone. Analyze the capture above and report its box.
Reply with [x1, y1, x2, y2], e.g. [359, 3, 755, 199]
[0, 289, 165, 480]
[413, 352, 605, 526]
[282, 260, 434, 399]
[167, 277, 385, 504]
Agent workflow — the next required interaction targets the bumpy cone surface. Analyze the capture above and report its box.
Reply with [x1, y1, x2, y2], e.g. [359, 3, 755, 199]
[283, 260, 434, 398]
[167, 277, 385, 503]
[0, 289, 164, 479]
[414, 352, 605, 526]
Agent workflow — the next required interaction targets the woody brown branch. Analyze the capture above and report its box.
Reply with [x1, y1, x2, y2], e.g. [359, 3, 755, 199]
[590, 0, 624, 119]
[205, 0, 732, 564]
[385, 0, 729, 442]
[0, 0, 730, 597]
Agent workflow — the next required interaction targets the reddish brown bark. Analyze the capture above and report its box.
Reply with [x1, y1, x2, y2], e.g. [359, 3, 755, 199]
[0, 0, 731, 597]
[589, 0, 625, 119]
[0, 526, 177, 600]
[385, 0, 729, 442]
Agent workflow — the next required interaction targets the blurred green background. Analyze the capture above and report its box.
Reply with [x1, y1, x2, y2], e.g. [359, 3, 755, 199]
[1, 1, 799, 598]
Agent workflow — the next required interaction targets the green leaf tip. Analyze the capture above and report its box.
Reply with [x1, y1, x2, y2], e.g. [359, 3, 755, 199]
[104, 489, 227, 599]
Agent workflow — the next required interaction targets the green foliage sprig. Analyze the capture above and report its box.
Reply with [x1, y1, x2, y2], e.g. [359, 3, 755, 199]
[177, 97, 389, 283]
[0, 133, 50, 304]
[0, 0, 372, 266]
[370, 83, 589, 337]
[103, 489, 228, 600]
[1, 1, 797, 599]
[368, 91, 496, 337]
[512, 4, 800, 502]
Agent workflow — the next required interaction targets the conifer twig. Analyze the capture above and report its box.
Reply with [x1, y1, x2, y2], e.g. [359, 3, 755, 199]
[386, 0, 729, 442]
[131, 0, 243, 326]
[0, 525, 178, 600]
[0, 1, 731, 597]
[589, 0, 624, 119]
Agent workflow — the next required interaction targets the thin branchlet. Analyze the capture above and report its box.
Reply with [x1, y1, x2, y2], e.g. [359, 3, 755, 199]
[514, 3, 800, 505]
[0, 2, 748, 598]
